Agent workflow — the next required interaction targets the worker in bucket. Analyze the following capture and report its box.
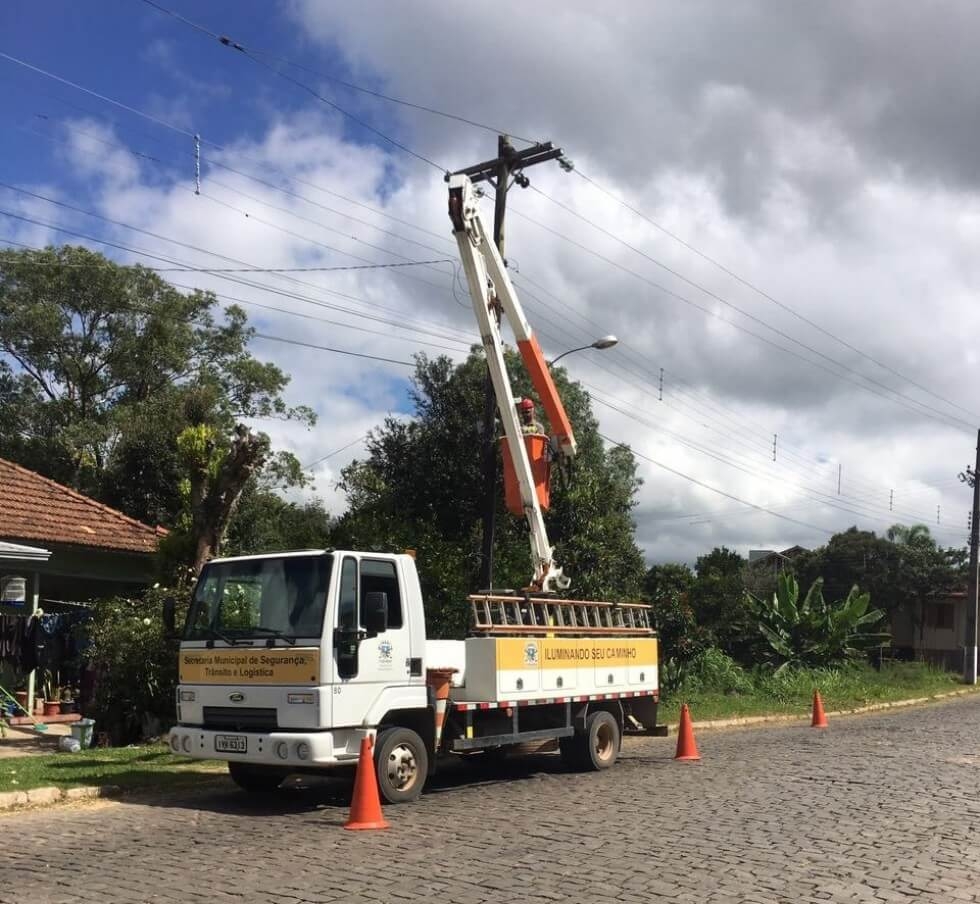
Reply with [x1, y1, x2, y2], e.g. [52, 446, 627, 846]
[517, 397, 543, 435]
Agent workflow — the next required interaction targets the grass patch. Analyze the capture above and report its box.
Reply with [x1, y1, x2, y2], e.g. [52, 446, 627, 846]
[659, 659, 971, 723]
[0, 744, 226, 793]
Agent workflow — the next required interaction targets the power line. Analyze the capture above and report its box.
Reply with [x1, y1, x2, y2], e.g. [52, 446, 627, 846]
[508, 200, 972, 433]
[571, 167, 978, 421]
[303, 435, 369, 470]
[522, 185, 975, 431]
[601, 434, 833, 534]
[135, 0, 445, 172]
[252, 333, 414, 367]
[0, 228, 475, 357]
[0, 252, 453, 274]
[6, 69, 967, 502]
[138, 0, 537, 144]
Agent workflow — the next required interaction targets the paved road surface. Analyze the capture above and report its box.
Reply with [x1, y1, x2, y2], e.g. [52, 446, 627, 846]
[4, 695, 980, 904]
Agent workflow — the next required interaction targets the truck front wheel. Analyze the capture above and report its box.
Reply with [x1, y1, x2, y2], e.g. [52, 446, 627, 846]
[227, 762, 287, 793]
[374, 726, 428, 804]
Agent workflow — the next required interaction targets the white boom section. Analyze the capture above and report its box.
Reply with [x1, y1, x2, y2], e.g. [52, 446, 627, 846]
[449, 174, 570, 593]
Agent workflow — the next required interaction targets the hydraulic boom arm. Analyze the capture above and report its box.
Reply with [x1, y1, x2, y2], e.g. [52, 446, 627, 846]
[449, 174, 576, 592]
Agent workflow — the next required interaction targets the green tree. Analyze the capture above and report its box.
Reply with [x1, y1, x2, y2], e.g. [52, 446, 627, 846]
[642, 562, 708, 664]
[749, 573, 890, 671]
[335, 350, 646, 637]
[0, 246, 314, 532]
[224, 483, 334, 555]
[688, 547, 757, 662]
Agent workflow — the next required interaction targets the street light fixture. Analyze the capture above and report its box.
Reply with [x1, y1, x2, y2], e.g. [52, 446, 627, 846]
[549, 335, 619, 366]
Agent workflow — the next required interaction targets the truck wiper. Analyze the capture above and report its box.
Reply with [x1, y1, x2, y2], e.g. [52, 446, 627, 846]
[248, 626, 297, 646]
[204, 626, 243, 647]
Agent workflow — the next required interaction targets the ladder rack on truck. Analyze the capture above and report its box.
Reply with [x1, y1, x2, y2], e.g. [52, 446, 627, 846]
[468, 594, 653, 636]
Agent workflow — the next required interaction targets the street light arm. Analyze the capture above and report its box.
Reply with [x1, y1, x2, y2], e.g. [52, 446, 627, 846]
[549, 345, 593, 366]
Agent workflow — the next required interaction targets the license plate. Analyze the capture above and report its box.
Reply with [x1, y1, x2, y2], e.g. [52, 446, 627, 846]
[215, 734, 247, 754]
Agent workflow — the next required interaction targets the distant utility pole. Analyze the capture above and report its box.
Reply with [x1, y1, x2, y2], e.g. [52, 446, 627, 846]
[448, 136, 569, 590]
[961, 429, 980, 685]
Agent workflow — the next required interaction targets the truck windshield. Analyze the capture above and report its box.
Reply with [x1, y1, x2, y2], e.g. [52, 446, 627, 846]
[184, 555, 332, 642]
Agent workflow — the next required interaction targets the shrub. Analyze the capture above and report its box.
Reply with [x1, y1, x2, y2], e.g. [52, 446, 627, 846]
[686, 647, 753, 695]
[83, 585, 190, 745]
[748, 573, 889, 672]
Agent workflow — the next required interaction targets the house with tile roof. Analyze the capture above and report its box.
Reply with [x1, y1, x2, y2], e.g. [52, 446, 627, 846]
[0, 456, 162, 605]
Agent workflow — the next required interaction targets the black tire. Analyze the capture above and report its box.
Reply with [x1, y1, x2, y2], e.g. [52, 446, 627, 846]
[227, 762, 287, 793]
[559, 736, 585, 769]
[374, 727, 428, 804]
[563, 711, 621, 771]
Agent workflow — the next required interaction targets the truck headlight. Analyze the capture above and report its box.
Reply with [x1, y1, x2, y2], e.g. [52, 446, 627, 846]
[295, 742, 311, 761]
[181, 735, 192, 753]
[275, 742, 289, 760]
[179, 689, 196, 702]
[287, 692, 315, 704]
[170, 733, 181, 753]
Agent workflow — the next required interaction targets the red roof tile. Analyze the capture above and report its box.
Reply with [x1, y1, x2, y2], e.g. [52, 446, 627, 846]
[0, 458, 161, 555]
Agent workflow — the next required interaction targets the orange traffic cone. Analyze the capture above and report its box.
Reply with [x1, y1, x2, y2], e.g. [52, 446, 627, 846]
[673, 703, 701, 762]
[811, 690, 828, 729]
[344, 736, 390, 831]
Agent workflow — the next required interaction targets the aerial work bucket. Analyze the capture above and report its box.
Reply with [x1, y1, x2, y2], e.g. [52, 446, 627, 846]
[501, 434, 550, 517]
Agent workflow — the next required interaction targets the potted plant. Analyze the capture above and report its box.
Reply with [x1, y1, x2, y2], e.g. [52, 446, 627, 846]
[59, 687, 77, 715]
[42, 671, 61, 717]
[14, 688, 28, 712]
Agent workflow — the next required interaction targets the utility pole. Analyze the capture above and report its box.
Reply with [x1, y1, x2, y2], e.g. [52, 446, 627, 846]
[962, 429, 980, 684]
[448, 137, 568, 590]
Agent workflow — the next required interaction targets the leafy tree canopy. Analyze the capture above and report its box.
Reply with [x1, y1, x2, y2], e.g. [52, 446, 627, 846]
[334, 349, 647, 637]
[0, 245, 314, 530]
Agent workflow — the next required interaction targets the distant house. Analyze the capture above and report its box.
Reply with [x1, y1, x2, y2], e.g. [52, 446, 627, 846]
[748, 545, 809, 574]
[0, 456, 162, 604]
[890, 590, 966, 670]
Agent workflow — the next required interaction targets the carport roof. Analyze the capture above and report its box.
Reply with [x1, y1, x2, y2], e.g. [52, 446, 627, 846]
[0, 457, 163, 555]
[0, 540, 51, 562]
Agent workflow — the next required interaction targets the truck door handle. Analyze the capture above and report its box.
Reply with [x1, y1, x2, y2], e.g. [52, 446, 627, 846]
[407, 657, 422, 676]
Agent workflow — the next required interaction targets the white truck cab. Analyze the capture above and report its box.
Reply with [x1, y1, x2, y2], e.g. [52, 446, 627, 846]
[169, 549, 438, 801]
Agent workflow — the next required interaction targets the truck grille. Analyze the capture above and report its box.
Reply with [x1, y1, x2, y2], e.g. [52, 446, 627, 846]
[202, 706, 278, 732]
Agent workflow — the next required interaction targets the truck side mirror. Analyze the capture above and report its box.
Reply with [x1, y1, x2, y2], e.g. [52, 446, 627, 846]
[162, 595, 177, 637]
[363, 592, 388, 636]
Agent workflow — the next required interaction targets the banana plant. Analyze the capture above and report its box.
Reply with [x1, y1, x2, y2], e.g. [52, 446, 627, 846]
[749, 573, 890, 671]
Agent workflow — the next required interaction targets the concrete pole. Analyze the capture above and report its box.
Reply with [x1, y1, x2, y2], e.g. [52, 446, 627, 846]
[26, 571, 39, 712]
[964, 429, 980, 684]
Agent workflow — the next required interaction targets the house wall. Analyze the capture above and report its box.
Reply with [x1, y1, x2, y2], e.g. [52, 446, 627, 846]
[889, 594, 966, 671]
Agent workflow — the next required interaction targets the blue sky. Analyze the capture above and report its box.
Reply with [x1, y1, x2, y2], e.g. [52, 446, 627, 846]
[1, 1, 413, 198]
[2, 2, 977, 562]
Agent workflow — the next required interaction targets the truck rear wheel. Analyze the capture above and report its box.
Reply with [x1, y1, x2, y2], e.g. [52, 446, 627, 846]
[227, 762, 287, 793]
[561, 711, 620, 771]
[374, 727, 428, 804]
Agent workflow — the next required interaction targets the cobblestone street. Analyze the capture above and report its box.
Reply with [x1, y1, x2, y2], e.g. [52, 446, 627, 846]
[3, 696, 980, 904]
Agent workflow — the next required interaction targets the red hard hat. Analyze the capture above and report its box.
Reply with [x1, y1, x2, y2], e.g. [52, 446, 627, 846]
[518, 398, 535, 410]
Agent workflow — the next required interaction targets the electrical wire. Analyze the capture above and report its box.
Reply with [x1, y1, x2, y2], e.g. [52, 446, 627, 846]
[516, 189, 974, 433]
[138, 0, 538, 144]
[303, 435, 369, 469]
[5, 83, 966, 508]
[251, 333, 414, 367]
[135, 0, 445, 172]
[571, 168, 978, 421]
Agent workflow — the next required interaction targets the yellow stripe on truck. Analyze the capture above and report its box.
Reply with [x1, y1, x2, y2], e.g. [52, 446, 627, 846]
[179, 648, 320, 685]
[496, 638, 658, 670]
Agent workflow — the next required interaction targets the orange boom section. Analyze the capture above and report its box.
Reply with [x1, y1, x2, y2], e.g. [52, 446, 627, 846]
[501, 434, 550, 516]
[517, 336, 576, 457]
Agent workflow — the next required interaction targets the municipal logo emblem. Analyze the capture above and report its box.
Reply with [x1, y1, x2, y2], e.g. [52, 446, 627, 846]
[524, 642, 539, 666]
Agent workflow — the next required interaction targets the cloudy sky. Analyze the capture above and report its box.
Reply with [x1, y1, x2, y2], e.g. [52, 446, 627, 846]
[2, 1, 977, 565]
